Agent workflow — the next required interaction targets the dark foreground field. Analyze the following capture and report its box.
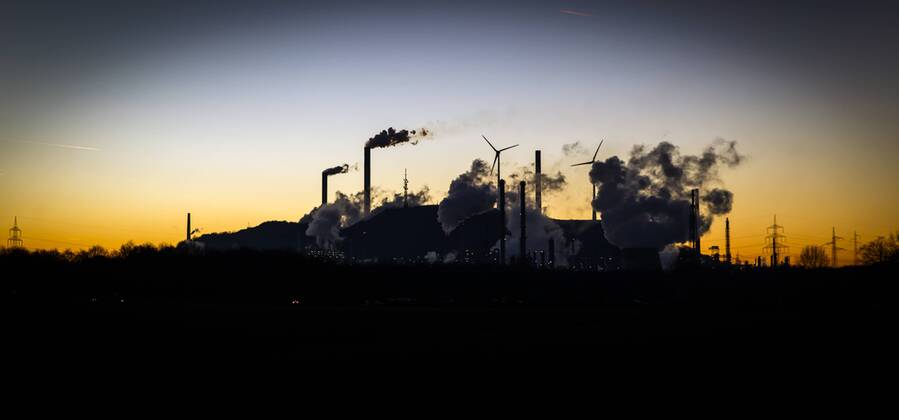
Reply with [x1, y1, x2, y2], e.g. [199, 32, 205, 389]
[4, 250, 896, 366]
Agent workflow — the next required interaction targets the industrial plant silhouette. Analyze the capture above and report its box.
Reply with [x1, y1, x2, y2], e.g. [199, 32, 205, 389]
[4, 129, 898, 364]
[186, 130, 738, 270]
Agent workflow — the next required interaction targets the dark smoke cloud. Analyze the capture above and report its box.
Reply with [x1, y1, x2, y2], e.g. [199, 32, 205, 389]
[506, 165, 567, 206]
[437, 159, 497, 233]
[589, 140, 743, 249]
[322, 164, 349, 176]
[702, 188, 733, 215]
[365, 127, 430, 149]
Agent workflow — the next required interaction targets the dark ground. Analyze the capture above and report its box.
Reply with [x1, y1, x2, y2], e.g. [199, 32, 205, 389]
[4, 249, 896, 368]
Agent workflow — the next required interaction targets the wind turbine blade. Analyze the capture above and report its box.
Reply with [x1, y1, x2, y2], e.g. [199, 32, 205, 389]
[490, 154, 498, 175]
[571, 161, 592, 167]
[592, 140, 604, 162]
[482, 135, 498, 152]
[500, 144, 519, 152]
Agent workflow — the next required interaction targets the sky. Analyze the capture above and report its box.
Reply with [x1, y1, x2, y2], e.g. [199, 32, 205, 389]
[2, 0, 898, 263]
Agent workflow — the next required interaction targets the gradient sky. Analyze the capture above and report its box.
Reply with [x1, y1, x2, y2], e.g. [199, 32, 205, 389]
[2, 0, 898, 263]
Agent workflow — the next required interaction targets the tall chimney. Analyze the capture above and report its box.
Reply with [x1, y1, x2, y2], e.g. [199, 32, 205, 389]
[364, 146, 371, 216]
[186, 213, 191, 243]
[535, 150, 542, 215]
[499, 179, 506, 265]
[519, 180, 527, 265]
[687, 190, 696, 251]
[322, 172, 328, 207]
[725, 217, 731, 264]
[548, 238, 555, 269]
[694, 189, 701, 253]
[690, 188, 700, 254]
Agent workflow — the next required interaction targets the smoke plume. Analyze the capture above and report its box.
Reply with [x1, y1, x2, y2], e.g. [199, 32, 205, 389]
[589, 139, 743, 249]
[322, 164, 349, 176]
[507, 165, 567, 204]
[437, 159, 497, 233]
[365, 127, 430, 149]
[562, 141, 590, 156]
[702, 188, 733, 215]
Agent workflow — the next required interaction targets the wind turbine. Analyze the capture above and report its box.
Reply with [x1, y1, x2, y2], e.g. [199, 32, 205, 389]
[483, 135, 518, 187]
[571, 139, 603, 221]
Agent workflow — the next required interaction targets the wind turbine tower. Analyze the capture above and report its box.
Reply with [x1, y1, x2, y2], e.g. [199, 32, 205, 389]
[571, 140, 604, 221]
[483, 135, 518, 188]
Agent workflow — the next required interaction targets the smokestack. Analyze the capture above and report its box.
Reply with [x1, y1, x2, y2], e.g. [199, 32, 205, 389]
[690, 188, 700, 254]
[535, 150, 542, 214]
[694, 189, 701, 253]
[519, 180, 527, 266]
[186, 213, 191, 243]
[364, 146, 371, 216]
[687, 190, 696, 251]
[725, 217, 731, 264]
[499, 179, 506, 265]
[322, 173, 328, 207]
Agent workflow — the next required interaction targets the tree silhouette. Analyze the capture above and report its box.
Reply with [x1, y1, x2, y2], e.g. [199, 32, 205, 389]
[859, 233, 899, 265]
[799, 245, 829, 268]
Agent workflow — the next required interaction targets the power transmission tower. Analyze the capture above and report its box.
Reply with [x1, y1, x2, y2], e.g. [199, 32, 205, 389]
[763, 215, 788, 267]
[824, 227, 844, 267]
[7, 217, 23, 248]
[853, 231, 860, 266]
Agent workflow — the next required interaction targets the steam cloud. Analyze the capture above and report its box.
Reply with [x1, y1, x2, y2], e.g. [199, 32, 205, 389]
[365, 127, 430, 149]
[304, 191, 364, 247]
[303, 185, 432, 247]
[437, 159, 497, 233]
[322, 164, 349, 176]
[589, 139, 743, 249]
[375, 186, 432, 210]
[501, 203, 568, 266]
